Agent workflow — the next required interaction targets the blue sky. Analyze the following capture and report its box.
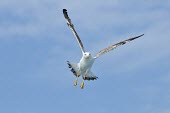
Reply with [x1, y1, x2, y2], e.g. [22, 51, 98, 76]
[0, 0, 170, 113]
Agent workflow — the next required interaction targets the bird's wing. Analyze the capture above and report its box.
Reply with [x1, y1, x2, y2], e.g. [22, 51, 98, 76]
[93, 34, 144, 59]
[63, 9, 85, 54]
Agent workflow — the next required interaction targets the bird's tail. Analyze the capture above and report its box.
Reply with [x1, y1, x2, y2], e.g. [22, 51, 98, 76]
[83, 71, 98, 81]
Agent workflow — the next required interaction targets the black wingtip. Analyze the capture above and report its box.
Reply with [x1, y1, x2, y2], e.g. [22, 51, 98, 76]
[134, 34, 144, 39]
[63, 9, 69, 18]
[137, 34, 144, 38]
[128, 34, 144, 41]
[63, 9, 67, 13]
[140, 34, 144, 36]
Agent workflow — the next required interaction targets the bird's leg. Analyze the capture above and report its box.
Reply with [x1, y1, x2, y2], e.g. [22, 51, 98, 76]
[80, 80, 84, 89]
[80, 75, 86, 89]
[74, 76, 78, 86]
[74, 71, 81, 86]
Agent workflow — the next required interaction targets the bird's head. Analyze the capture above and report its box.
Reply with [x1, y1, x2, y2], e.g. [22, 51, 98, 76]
[83, 52, 91, 59]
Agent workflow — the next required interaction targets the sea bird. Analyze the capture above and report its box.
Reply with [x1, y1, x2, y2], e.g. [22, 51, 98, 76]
[63, 9, 144, 89]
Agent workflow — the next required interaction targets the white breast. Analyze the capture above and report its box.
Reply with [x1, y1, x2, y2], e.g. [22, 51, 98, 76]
[79, 57, 95, 73]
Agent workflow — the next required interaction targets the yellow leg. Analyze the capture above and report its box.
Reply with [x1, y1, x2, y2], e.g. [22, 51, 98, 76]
[80, 80, 84, 89]
[74, 77, 78, 86]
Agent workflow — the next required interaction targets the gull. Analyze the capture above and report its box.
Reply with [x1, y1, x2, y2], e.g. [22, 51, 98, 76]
[63, 9, 144, 89]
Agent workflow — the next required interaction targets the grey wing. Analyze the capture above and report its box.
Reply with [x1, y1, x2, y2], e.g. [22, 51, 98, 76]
[94, 34, 144, 59]
[63, 9, 85, 54]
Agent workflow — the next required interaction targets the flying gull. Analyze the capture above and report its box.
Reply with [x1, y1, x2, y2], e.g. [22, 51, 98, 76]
[63, 9, 144, 89]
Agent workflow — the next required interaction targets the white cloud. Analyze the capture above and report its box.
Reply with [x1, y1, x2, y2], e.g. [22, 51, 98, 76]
[0, 0, 65, 38]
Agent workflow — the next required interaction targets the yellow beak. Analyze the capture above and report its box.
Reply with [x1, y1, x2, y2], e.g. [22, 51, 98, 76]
[87, 54, 90, 58]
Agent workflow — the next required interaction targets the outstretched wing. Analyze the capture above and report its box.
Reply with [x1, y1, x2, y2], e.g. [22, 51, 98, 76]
[94, 34, 144, 59]
[63, 9, 85, 54]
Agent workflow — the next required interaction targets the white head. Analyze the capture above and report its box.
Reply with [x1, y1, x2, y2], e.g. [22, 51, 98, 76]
[83, 52, 91, 59]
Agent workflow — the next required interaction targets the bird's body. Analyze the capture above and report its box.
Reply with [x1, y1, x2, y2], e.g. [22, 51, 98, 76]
[67, 52, 97, 88]
[63, 9, 144, 89]
[79, 53, 95, 75]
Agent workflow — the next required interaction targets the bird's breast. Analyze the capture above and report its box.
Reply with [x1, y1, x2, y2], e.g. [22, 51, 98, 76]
[79, 57, 94, 72]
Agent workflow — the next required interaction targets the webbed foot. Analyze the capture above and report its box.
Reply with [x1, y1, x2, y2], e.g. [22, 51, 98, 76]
[74, 81, 77, 86]
[74, 78, 78, 86]
[80, 81, 84, 89]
